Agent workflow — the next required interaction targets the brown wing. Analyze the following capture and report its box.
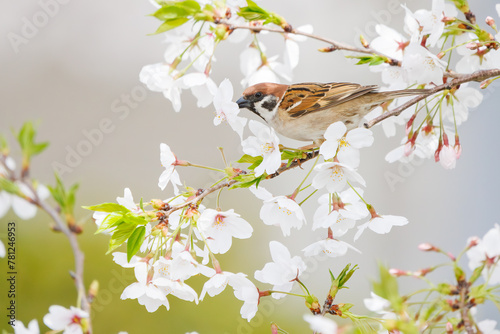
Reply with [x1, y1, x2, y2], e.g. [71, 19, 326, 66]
[281, 82, 379, 118]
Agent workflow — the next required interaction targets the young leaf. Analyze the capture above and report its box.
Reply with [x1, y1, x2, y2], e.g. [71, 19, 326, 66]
[16, 122, 49, 168]
[154, 17, 190, 34]
[106, 222, 137, 254]
[127, 226, 146, 262]
[95, 212, 124, 234]
[83, 203, 130, 213]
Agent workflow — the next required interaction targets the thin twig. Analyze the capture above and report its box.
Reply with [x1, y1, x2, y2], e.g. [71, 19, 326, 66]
[0, 155, 93, 334]
[365, 68, 500, 128]
[163, 150, 320, 217]
[221, 20, 401, 66]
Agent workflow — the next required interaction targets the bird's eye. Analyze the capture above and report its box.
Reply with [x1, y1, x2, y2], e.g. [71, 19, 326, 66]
[255, 92, 263, 98]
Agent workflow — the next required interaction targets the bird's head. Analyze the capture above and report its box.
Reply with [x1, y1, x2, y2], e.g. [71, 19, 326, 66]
[236, 83, 288, 123]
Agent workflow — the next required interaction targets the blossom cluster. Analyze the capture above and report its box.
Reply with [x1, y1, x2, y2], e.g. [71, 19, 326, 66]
[365, 0, 500, 169]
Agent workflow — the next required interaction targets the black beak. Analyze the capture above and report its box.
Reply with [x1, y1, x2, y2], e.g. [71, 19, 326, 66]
[236, 97, 252, 109]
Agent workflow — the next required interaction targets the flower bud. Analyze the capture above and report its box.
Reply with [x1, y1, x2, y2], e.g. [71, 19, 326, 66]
[418, 243, 438, 252]
[486, 16, 497, 30]
[480, 78, 494, 89]
[467, 236, 479, 248]
[389, 268, 408, 277]
[446, 322, 454, 333]
[360, 35, 369, 48]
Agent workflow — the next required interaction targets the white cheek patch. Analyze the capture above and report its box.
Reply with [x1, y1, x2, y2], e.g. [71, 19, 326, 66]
[285, 100, 302, 111]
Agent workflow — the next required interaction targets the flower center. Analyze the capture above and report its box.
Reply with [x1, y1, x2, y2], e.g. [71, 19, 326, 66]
[328, 165, 345, 184]
[261, 142, 275, 154]
[338, 137, 349, 148]
[278, 206, 292, 216]
[215, 214, 225, 226]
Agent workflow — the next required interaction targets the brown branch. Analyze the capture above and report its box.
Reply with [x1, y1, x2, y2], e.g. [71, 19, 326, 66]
[267, 150, 319, 179]
[220, 20, 401, 66]
[458, 280, 474, 334]
[164, 179, 238, 218]
[364, 68, 500, 129]
[163, 150, 320, 217]
[0, 157, 93, 334]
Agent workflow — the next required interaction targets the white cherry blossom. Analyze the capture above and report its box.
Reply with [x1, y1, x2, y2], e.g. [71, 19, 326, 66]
[312, 190, 369, 235]
[250, 185, 306, 236]
[319, 121, 374, 167]
[302, 238, 360, 258]
[43, 305, 89, 334]
[354, 215, 409, 240]
[120, 262, 169, 312]
[12, 319, 39, 334]
[213, 78, 248, 139]
[158, 143, 182, 194]
[402, 42, 445, 85]
[478, 319, 500, 334]
[371, 24, 407, 61]
[200, 271, 233, 300]
[197, 208, 253, 254]
[241, 120, 281, 177]
[254, 241, 306, 299]
[303, 314, 338, 334]
[466, 224, 500, 285]
[364, 292, 391, 315]
[228, 273, 260, 321]
[312, 162, 365, 193]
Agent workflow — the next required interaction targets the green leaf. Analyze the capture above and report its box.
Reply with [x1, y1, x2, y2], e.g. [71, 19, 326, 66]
[238, 0, 286, 27]
[107, 222, 137, 254]
[231, 173, 266, 189]
[48, 173, 79, 216]
[17, 122, 49, 167]
[236, 154, 264, 170]
[153, 6, 190, 20]
[83, 203, 130, 213]
[139, 197, 144, 211]
[154, 17, 190, 34]
[0, 178, 20, 195]
[127, 226, 146, 262]
[347, 54, 387, 66]
[96, 214, 118, 232]
[372, 263, 403, 312]
[123, 212, 148, 225]
[95, 212, 124, 234]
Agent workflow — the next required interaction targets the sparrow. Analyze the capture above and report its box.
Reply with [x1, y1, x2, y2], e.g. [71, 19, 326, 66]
[236, 82, 431, 145]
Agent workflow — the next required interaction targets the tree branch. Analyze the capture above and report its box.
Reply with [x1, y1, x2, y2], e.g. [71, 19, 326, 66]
[0, 156, 93, 334]
[220, 20, 401, 66]
[364, 68, 500, 128]
[163, 150, 320, 218]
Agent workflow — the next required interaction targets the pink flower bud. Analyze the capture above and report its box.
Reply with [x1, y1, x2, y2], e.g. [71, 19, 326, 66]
[418, 243, 436, 251]
[389, 268, 407, 277]
[486, 16, 497, 29]
[446, 322, 454, 333]
[467, 236, 480, 248]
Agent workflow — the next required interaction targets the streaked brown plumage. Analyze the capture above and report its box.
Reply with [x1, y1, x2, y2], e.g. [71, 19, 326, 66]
[236, 82, 430, 144]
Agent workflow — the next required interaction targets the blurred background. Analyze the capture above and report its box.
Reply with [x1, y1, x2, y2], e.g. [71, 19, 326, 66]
[1, 0, 499, 333]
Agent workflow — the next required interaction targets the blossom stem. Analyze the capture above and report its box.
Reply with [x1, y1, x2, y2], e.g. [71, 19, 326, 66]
[346, 180, 368, 206]
[184, 162, 224, 173]
[298, 189, 318, 206]
[291, 153, 320, 200]
[267, 290, 306, 298]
